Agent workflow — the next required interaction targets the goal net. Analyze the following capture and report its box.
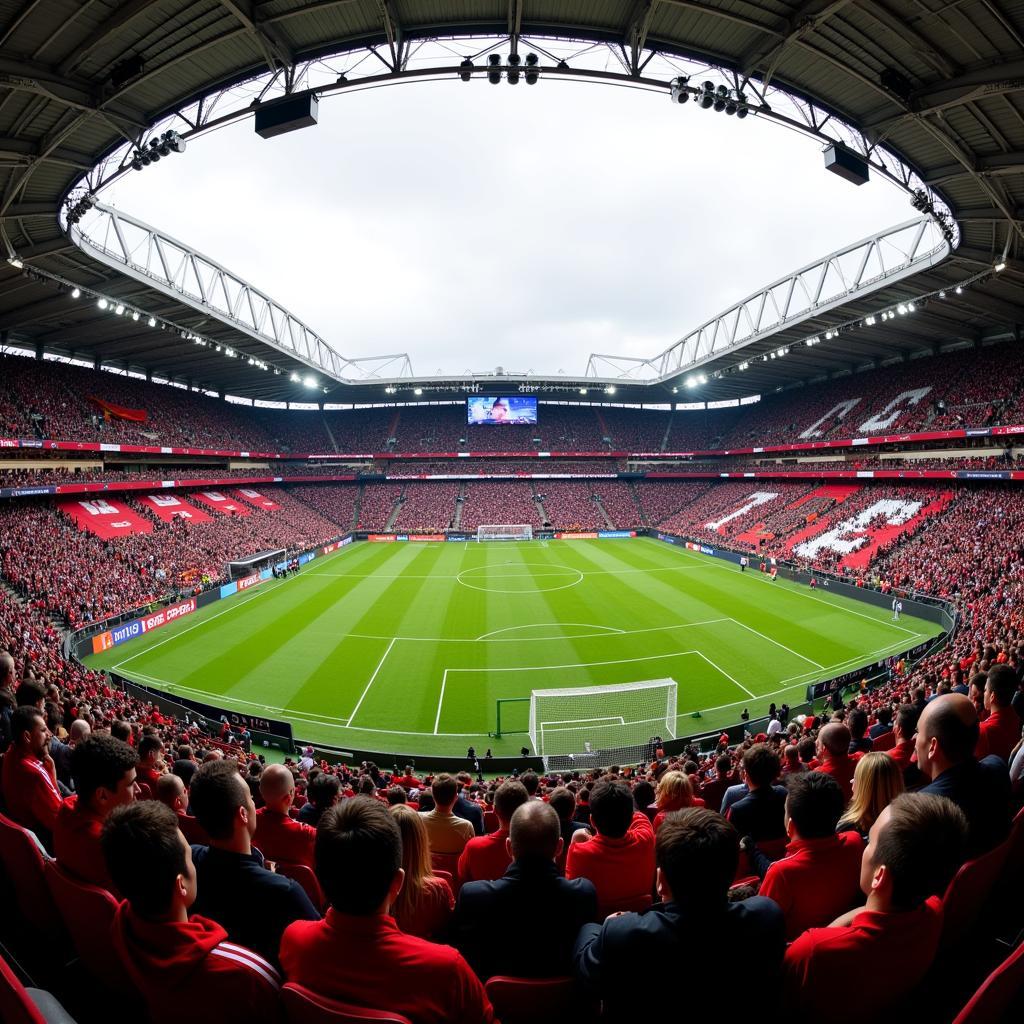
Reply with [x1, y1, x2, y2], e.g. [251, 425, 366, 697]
[528, 678, 678, 762]
[477, 524, 533, 541]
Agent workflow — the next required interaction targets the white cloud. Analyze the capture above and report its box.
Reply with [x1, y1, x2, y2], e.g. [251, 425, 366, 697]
[109, 79, 911, 375]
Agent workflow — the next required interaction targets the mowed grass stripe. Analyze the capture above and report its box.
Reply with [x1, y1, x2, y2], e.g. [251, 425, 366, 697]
[86, 538, 941, 755]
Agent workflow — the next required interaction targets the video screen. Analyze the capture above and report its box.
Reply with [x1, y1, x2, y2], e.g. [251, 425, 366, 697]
[467, 396, 538, 425]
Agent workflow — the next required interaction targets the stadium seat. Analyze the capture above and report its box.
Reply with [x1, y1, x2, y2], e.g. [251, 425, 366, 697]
[951, 940, 1024, 1024]
[0, 813, 63, 936]
[939, 840, 1010, 953]
[276, 861, 326, 911]
[484, 975, 578, 1024]
[44, 863, 136, 994]
[430, 851, 461, 880]
[281, 983, 413, 1023]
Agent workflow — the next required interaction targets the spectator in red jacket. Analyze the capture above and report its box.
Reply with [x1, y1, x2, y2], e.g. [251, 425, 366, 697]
[102, 801, 281, 1024]
[976, 664, 1021, 761]
[279, 797, 495, 1024]
[254, 764, 315, 869]
[814, 723, 858, 803]
[458, 779, 529, 884]
[757, 772, 865, 941]
[136, 734, 165, 795]
[784, 793, 968, 1023]
[885, 704, 920, 780]
[1, 705, 62, 844]
[565, 777, 655, 916]
[54, 734, 139, 892]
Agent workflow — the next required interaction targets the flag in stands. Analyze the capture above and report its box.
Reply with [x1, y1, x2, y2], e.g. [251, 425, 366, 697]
[191, 491, 252, 516]
[137, 493, 213, 523]
[234, 488, 281, 511]
[87, 396, 148, 422]
[59, 498, 154, 538]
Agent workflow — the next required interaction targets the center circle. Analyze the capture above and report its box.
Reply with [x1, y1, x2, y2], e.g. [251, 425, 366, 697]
[456, 563, 585, 594]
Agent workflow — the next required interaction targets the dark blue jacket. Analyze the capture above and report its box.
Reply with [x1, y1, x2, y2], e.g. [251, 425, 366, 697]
[575, 897, 785, 1021]
[727, 784, 788, 842]
[920, 756, 1011, 857]
[191, 844, 320, 965]
[453, 794, 485, 836]
[454, 859, 597, 979]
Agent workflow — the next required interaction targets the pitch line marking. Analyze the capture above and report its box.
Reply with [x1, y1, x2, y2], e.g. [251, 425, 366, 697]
[670, 545, 922, 637]
[476, 622, 626, 640]
[346, 638, 396, 727]
[726, 618, 825, 669]
[693, 651, 757, 699]
[112, 575, 292, 669]
[122, 630, 930, 740]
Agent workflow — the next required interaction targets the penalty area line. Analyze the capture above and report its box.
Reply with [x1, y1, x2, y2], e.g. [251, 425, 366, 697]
[693, 651, 756, 699]
[346, 638, 397, 727]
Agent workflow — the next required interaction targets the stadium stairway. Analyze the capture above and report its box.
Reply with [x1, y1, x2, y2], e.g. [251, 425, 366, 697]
[320, 413, 340, 453]
[452, 482, 465, 530]
[627, 481, 648, 525]
[384, 486, 406, 531]
[594, 494, 615, 530]
[532, 488, 550, 526]
[659, 410, 674, 452]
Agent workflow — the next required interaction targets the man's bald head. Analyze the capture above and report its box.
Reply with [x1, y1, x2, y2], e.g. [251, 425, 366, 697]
[818, 723, 851, 757]
[509, 800, 561, 862]
[69, 719, 91, 745]
[260, 763, 296, 812]
[155, 772, 186, 812]
[0, 651, 15, 688]
[918, 693, 979, 771]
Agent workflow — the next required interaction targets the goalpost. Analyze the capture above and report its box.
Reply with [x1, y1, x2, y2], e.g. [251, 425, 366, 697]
[477, 524, 533, 541]
[527, 678, 678, 761]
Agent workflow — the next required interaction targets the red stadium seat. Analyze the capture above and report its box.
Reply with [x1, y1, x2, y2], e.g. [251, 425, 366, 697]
[0, 953, 46, 1024]
[44, 862, 136, 993]
[939, 840, 1010, 953]
[485, 975, 577, 1024]
[281, 983, 413, 1023]
[951, 940, 1024, 1024]
[0, 812, 63, 936]
[276, 861, 326, 911]
[430, 851, 461, 888]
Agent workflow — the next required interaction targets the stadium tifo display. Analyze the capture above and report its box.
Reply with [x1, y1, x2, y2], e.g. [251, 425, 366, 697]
[81, 537, 941, 758]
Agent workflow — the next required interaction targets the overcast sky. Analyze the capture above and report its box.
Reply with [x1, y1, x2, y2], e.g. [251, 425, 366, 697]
[108, 79, 911, 376]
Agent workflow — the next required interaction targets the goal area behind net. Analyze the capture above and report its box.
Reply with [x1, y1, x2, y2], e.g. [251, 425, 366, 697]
[527, 678, 678, 762]
[477, 524, 533, 541]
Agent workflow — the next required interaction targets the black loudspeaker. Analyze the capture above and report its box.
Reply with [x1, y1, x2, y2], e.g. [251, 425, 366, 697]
[254, 94, 319, 139]
[824, 144, 870, 187]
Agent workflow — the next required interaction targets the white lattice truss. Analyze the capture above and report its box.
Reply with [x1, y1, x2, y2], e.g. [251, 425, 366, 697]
[68, 204, 413, 384]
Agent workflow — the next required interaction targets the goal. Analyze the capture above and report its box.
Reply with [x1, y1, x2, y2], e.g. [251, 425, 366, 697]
[528, 678, 677, 760]
[477, 524, 533, 542]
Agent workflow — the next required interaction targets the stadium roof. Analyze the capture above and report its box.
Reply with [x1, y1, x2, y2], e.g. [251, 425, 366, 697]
[0, 0, 1021, 404]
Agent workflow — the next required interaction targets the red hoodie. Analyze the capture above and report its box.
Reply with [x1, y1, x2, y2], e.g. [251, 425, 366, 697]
[111, 902, 282, 1024]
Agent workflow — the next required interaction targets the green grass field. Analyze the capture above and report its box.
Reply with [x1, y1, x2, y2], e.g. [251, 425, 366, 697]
[84, 537, 941, 757]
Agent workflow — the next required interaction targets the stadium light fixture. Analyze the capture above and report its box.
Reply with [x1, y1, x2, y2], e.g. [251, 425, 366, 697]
[907, 301, 916, 312]
[995, 262, 1006, 272]
[605, 386, 616, 395]
[114, 303, 125, 315]
[290, 372, 301, 383]
[896, 303, 907, 315]
[7, 257, 23, 269]
[487, 54, 501, 85]
[304, 376, 318, 389]
[685, 377, 697, 388]
[955, 285, 963, 294]
[698, 373, 708, 384]
[939, 290, 947, 299]
[459, 58, 474, 82]
[507, 52, 521, 85]
[864, 316, 876, 326]
[71, 287, 81, 298]
[148, 316, 156, 326]
[698, 81, 715, 109]
[97, 297, 108, 309]
[670, 76, 690, 104]
[578, 387, 587, 395]
[524, 53, 539, 85]
[414, 387, 423, 395]
[131, 310, 140, 321]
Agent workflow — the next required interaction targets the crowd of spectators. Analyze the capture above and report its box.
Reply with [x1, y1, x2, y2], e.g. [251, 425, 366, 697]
[459, 482, 543, 530]
[392, 482, 460, 532]
[535, 483, 605, 531]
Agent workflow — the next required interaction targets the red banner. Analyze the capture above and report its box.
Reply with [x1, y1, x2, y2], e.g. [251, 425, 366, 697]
[368, 534, 396, 542]
[87, 396, 147, 423]
[60, 498, 154, 539]
[191, 491, 252, 516]
[136, 493, 212, 523]
[234, 488, 280, 511]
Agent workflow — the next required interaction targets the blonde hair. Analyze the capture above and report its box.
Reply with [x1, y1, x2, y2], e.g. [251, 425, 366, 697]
[838, 752, 905, 834]
[655, 771, 694, 812]
[389, 804, 436, 922]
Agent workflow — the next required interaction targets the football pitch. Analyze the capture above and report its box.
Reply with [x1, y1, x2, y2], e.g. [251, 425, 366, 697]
[84, 537, 941, 757]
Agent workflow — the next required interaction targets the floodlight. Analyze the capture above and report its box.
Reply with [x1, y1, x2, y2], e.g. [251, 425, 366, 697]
[97, 298, 108, 309]
[304, 376, 318, 389]
[670, 77, 690, 104]
[459, 58, 473, 82]
[290, 372, 301, 383]
[578, 387, 587, 395]
[488, 53, 501, 85]
[995, 262, 1006, 272]
[525, 53, 539, 85]
[114, 303, 125, 315]
[507, 52, 521, 85]
[148, 317, 156, 327]
[414, 387, 423, 395]
[71, 287, 81, 298]
[699, 82, 715, 109]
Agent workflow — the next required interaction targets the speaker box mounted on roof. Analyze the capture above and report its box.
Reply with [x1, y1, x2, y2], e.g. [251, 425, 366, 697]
[824, 144, 869, 187]
[254, 94, 319, 139]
